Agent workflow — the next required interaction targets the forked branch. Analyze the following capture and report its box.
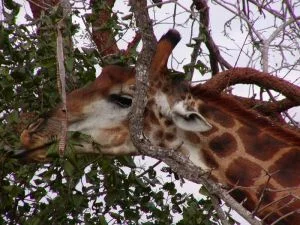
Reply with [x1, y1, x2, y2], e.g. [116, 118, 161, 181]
[192, 0, 232, 75]
[89, 0, 142, 59]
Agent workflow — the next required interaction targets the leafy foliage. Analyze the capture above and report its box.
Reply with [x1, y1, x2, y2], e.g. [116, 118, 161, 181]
[0, 1, 236, 225]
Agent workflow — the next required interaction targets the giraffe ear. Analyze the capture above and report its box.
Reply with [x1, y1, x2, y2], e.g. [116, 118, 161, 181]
[171, 101, 212, 132]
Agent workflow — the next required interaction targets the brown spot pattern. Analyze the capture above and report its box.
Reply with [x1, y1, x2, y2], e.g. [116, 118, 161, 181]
[277, 195, 300, 211]
[200, 126, 218, 137]
[185, 131, 201, 144]
[269, 149, 300, 187]
[143, 121, 151, 134]
[162, 85, 170, 93]
[264, 214, 286, 225]
[271, 195, 300, 225]
[145, 110, 160, 125]
[226, 157, 261, 187]
[202, 148, 219, 169]
[209, 132, 237, 157]
[158, 142, 166, 148]
[154, 80, 162, 89]
[164, 119, 174, 127]
[230, 189, 256, 211]
[238, 126, 286, 161]
[154, 130, 164, 140]
[256, 184, 276, 206]
[198, 104, 235, 128]
[165, 132, 176, 142]
[147, 98, 155, 108]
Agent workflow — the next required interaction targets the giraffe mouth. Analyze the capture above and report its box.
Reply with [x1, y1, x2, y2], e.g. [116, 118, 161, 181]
[11, 145, 52, 163]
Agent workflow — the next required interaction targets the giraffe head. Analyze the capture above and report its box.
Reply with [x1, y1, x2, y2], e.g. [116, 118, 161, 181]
[16, 29, 300, 224]
[18, 29, 212, 162]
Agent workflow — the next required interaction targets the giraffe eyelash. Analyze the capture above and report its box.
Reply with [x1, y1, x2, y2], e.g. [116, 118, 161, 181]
[108, 94, 133, 108]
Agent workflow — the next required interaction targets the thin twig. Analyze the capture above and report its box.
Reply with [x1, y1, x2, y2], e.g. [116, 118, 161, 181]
[137, 160, 162, 178]
[270, 209, 299, 225]
[56, 20, 68, 157]
[210, 195, 231, 225]
[252, 173, 271, 216]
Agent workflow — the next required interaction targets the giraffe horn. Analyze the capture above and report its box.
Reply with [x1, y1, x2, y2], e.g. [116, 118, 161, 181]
[150, 29, 181, 75]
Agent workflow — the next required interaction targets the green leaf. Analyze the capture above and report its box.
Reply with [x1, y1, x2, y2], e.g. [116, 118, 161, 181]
[4, 0, 20, 10]
[163, 182, 176, 195]
[46, 142, 59, 157]
[199, 186, 210, 196]
[10, 67, 27, 82]
[65, 57, 74, 73]
[72, 194, 84, 207]
[118, 156, 136, 168]
[64, 159, 75, 176]
[110, 212, 122, 220]
[99, 216, 108, 225]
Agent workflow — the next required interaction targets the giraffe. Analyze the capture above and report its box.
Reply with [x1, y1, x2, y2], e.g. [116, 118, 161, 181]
[18, 30, 300, 225]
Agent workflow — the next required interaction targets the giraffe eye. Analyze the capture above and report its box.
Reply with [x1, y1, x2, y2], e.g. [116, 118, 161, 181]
[108, 94, 132, 108]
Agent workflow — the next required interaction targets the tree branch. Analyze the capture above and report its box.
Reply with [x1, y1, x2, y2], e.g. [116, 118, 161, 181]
[129, 2, 262, 225]
[128, 0, 156, 144]
[122, 32, 142, 57]
[193, 0, 232, 74]
[210, 194, 231, 225]
[201, 67, 300, 105]
[90, 0, 120, 56]
[27, 0, 55, 19]
[56, 0, 72, 157]
[56, 22, 67, 157]
[283, 0, 300, 29]
[247, 0, 285, 19]
[233, 96, 298, 117]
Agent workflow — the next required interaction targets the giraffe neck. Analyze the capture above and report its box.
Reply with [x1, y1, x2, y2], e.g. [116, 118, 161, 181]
[145, 83, 300, 224]
[192, 89, 300, 225]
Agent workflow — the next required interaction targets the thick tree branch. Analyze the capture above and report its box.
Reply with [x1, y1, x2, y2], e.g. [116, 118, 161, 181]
[201, 67, 300, 105]
[90, 0, 119, 56]
[131, 140, 263, 225]
[128, 0, 156, 140]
